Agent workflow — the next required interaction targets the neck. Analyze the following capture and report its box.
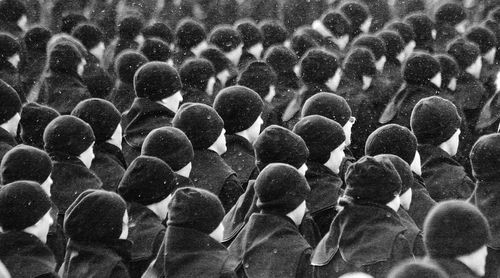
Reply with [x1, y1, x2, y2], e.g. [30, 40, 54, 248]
[312, 20, 333, 38]
[23, 226, 43, 243]
[264, 91, 274, 103]
[248, 47, 260, 60]
[386, 198, 400, 212]
[323, 160, 339, 175]
[105, 138, 122, 150]
[438, 142, 453, 156]
[77, 156, 88, 168]
[0, 123, 13, 136]
[235, 130, 251, 144]
[155, 101, 176, 113]
[411, 168, 422, 177]
[332, 36, 347, 50]
[225, 53, 239, 67]
[175, 165, 191, 178]
[208, 145, 222, 155]
[191, 48, 200, 57]
[285, 212, 301, 226]
[410, 159, 422, 176]
[466, 67, 480, 79]
[90, 48, 102, 63]
[456, 253, 483, 277]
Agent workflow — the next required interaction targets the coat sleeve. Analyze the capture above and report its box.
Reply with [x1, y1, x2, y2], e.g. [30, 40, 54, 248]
[392, 234, 415, 263]
[152, 229, 165, 258]
[412, 233, 426, 257]
[295, 248, 313, 278]
[299, 213, 322, 248]
[459, 175, 476, 200]
[219, 174, 244, 212]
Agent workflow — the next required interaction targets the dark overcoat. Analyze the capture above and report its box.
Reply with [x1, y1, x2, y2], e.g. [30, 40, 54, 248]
[60, 239, 131, 278]
[222, 180, 322, 248]
[305, 161, 343, 237]
[190, 149, 243, 212]
[127, 203, 165, 278]
[50, 154, 103, 214]
[121, 97, 175, 165]
[181, 87, 212, 106]
[228, 213, 313, 278]
[407, 173, 437, 229]
[397, 208, 425, 257]
[37, 72, 91, 115]
[337, 76, 382, 158]
[108, 81, 135, 113]
[142, 226, 239, 278]
[222, 134, 258, 188]
[418, 144, 475, 202]
[90, 142, 127, 192]
[311, 202, 414, 278]
[379, 82, 440, 129]
[0, 231, 58, 278]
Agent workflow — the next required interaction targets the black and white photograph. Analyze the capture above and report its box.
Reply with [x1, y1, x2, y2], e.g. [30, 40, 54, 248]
[0, 0, 498, 277]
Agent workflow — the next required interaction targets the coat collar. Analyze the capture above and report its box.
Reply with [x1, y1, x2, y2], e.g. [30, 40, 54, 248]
[129, 202, 163, 224]
[50, 151, 87, 167]
[165, 225, 227, 252]
[228, 213, 310, 278]
[126, 97, 176, 122]
[0, 127, 16, 147]
[276, 71, 300, 90]
[233, 213, 300, 247]
[312, 202, 406, 266]
[412, 172, 429, 191]
[174, 173, 194, 188]
[181, 86, 213, 106]
[0, 58, 16, 72]
[397, 208, 422, 253]
[158, 225, 237, 278]
[123, 97, 175, 148]
[222, 180, 257, 243]
[431, 257, 481, 278]
[190, 149, 235, 195]
[0, 231, 57, 278]
[305, 161, 343, 214]
[477, 91, 500, 131]
[418, 144, 463, 168]
[128, 203, 166, 260]
[67, 238, 132, 263]
[94, 142, 127, 168]
[282, 82, 331, 122]
[62, 238, 132, 277]
[380, 82, 440, 124]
